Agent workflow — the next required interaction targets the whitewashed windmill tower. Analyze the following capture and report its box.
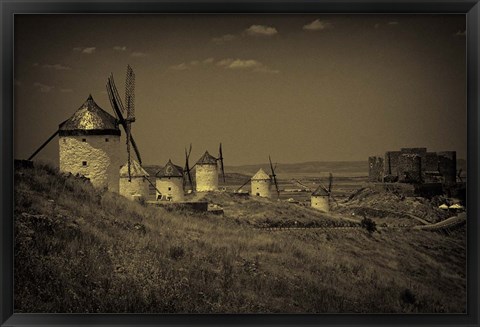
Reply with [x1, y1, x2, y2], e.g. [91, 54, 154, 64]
[119, 160, 150, 200]
[311, 173, 335, 212]
[250, 168, 272, 198]
[156, 159, 185, 201]
[194, 144, 225, 192]
[57, 95, 121, 192]
[106, 65, 150, 200]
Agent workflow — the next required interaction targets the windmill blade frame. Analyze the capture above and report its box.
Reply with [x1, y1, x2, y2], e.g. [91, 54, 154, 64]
[125, 65, 136, 121]
[184, 144, 194, 190]
[218, 143, 226, 183]
[106, 75, 143, 165]
[328, 172, 333, 194]
[123, 65, 136, 181]
[236, 178, 251, 193]
[269, 155, 280, 198]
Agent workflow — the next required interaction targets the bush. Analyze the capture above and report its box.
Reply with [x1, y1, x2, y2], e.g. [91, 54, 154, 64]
[360, 216, 377, 234]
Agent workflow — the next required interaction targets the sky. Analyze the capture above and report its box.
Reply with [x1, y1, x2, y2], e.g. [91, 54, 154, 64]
[14, 14, 467, 166]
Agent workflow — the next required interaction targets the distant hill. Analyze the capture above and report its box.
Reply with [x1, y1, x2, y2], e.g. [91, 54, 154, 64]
[226, 161, 368, 177]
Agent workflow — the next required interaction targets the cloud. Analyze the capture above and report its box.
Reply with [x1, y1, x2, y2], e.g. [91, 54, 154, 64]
[33, 82, 54, 93]
[217, 58, 279, 73]
[245, 25, 278, 36]
[73, 47, 96, 54]
[131, 51, 148, 58]
[169, 63, 189, 71]
[60, 88, 73, 93]
[82, 47, 96, 54]
[42, 63, 71, 71]
[303, 19, 332, 31]
[220, 59, 262, 69]
[388, 21, 399, 25]
[113, 46, 127, 51]
[455, 30, 466, 36]
[169, 58, 278, 74]
[212, 34, 237, 43]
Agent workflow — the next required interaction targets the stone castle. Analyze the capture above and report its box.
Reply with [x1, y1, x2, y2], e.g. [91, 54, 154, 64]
[368, 147, 457, 185]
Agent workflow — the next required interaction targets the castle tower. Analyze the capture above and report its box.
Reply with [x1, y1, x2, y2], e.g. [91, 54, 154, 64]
[251, 168, 272, 198]
[119, 159, 150, 201]
[311, 186, 330, 212]
[156, 160, 185, 202]
[58, 95, 121, 192]
[195, 151, 218, 192]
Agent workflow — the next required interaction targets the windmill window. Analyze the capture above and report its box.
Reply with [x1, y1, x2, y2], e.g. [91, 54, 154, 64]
[82, 138, 86, 142]
[168, 187, 172, 191]
[82, 161, 87, 166]
[105, 138, 109, 142]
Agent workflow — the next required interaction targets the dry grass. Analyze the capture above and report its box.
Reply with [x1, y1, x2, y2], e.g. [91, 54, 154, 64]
[14, 164, 466, 313]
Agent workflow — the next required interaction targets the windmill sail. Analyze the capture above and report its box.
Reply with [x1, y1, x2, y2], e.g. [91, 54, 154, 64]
[269, 155, 280, 199]
[106, 73, 142, 165]
[218, 143, 226, 183]
[184, 144, 194, 190]
[124, 65, 136, 181]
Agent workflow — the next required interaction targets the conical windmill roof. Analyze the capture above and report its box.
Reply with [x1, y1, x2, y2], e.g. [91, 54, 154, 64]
[196, 151, 217, 165]
[120, 159, 149, 178]
[59, 95, 120, 136]
[156, 160, 184, 178]
[251, 168, 271, 181]
[312, 185, 329, 196]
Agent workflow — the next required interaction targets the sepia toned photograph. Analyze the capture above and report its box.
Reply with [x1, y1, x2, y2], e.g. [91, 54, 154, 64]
[13, 14, 467, 314]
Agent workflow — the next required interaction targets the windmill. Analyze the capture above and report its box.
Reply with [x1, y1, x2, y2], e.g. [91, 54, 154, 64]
[106, 65, 141, 182]
[186, 143, 225, 192]
[318, 173, 339, 207]
[269, 155, 280, 199]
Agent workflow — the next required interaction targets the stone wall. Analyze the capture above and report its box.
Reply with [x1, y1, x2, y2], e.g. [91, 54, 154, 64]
[398, 154, 422, 183]
[311, 195, 329, 212]
[156, 177, 185, 201]
[59, 135, 121, 192]
[368, 156, 384, 182]
[384, 151, 401, 176]
[196, 164, 218, 192]
[120, 176, 150, 200]
[425, 152, 439, 171]
[251, 179, 272, 198]
[401, 147, 427, 172]
[438, 151, 457, 185]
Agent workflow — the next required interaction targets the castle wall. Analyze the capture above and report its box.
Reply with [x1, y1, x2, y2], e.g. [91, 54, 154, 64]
[251, 179, 272, 198]
[156, 177, 185, 201]
[425, 152, 439, 171]
[368, 156, 384, 182]
[120, 177, 150, 200]
[438, 151, 457, 185]
[311, 195, 329, 212]
[398, 154, 422, 183]
[59, 134, 120, 192]
[401, 148, 427, 173]
[384, 151, 401, 176]
[196, 164, 218, 192]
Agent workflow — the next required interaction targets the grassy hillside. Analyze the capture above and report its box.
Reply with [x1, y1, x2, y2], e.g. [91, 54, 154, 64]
[14, 164, 466, 313]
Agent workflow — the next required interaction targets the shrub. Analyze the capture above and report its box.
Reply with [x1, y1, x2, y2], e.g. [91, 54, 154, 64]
[360, 216, 377, 234]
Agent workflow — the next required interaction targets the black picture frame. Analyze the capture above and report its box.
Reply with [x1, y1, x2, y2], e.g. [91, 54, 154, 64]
[1, 1, 479, 326]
